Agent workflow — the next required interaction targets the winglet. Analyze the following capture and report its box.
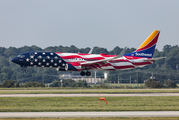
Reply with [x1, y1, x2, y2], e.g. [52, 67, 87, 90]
[119, 47, 127, 57]
[88, 47, 93, 54]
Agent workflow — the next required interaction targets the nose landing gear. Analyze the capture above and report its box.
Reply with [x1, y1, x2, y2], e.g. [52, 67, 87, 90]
[21, 66, 28, 73]
[24, 69, 28, 73]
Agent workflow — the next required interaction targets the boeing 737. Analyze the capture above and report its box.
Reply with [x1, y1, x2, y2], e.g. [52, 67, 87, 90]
[11, 30, 165, 76]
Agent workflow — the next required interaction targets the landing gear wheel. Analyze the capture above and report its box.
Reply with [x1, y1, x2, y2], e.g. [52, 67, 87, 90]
[24, 69, 28, 73]
[86, 71, 91, 76]
[80, 71, 85, 76]
[21, 66, 28, 73]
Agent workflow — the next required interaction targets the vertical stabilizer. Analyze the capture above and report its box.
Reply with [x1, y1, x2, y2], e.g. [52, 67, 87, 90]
[124, 30, 160, 58]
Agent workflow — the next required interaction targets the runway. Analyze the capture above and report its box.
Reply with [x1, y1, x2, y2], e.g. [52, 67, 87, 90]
[1, 111, 179, 118]
[1, 93, 179, 97]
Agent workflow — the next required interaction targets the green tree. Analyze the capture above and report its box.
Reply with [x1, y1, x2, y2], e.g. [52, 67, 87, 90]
[31, 45, 42, 52]
[163, 45, 172, 53]
[109, 46, 122, 55]
[18, 46, 33, 53]
[62, 79, 76, 87]
[1, 80, 15, 88]
[0, 47, 6, 56]
[165, 47, 179, 70]
[164, 80, 177, 88]
[44, 46, 57, 52]
[0, 56, 9, 68]
[79, 47, 91, 53]
[1, 66, 13, 80]
[23, 82, 45, 87]
[145, 79, 162, 88]
[15, 81, 20, 87]
[4, 47, 19, 57]
[76, 80, 88, 87]
[125, 48, 136, 54]
[49, 80, 61, 87]
[93, 47, 109, 54]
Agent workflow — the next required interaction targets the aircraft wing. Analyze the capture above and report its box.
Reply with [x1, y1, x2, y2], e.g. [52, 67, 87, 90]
[80, 47, 127, 69]
[80, 56, 121, 69]
[81, 56, 120, 65]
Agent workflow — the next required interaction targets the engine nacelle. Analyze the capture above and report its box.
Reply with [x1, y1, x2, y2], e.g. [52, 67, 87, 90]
[65, 63, 78, 71]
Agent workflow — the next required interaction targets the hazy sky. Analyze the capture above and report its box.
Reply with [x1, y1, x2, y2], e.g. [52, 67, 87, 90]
[0, 0, 179, 51]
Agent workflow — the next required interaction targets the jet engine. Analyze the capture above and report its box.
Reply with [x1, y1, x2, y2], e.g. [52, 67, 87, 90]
[65, 63, 78, 71]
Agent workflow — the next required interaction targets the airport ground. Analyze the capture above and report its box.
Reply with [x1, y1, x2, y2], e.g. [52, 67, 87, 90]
[1, 88, 179, 94]
[1, 96, 179, 112]
[1, 111, 179, 118]
[1, 86, 179, 119]
[1, 117, 179, 120]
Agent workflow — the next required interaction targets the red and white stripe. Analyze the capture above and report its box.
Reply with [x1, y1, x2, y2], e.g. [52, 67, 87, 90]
[55, 52, 153, 71]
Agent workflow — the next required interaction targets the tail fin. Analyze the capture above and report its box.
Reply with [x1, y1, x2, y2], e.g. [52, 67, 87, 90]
[124, 30, 160, 58]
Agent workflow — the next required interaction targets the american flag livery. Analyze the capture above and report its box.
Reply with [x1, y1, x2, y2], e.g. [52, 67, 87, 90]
[11, 30, 165, 76]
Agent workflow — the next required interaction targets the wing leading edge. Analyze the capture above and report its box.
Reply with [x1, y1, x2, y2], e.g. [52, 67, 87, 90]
[80, 47, 128, 69]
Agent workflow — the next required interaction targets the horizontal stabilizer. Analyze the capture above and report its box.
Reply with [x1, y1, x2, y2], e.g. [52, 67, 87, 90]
[144, 57, 166, 62]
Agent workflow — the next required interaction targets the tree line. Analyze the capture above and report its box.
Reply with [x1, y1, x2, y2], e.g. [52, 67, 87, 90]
[0, 44, 179, 84]
[0, 79, 89, 88]
[0, 79, 177, 88]
[0, 80, 45, 88]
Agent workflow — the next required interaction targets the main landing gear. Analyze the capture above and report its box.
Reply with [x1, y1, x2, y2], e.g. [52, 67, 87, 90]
[80, 71, 91, 76]
[24, 69, 28, 73]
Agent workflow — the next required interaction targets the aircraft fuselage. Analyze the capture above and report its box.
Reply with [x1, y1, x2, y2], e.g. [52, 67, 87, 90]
[11, 51, 153, 76]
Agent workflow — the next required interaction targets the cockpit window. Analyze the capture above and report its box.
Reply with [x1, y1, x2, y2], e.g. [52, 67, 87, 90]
[21, 55, 25, 58]
[17, 55, 25, 58]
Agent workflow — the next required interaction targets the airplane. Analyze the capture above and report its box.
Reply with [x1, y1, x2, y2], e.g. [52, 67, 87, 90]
[11, 30, 165, 76]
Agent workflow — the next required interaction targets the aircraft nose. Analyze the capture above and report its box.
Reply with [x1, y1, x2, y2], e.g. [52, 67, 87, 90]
[11, 57, 19, 64]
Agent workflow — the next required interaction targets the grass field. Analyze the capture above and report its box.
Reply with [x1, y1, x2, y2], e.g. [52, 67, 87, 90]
[105, 83, 145, 88]
[0, 96, 179, 112]
[1, 88, 179, 94]
[1, 118, 179, 120]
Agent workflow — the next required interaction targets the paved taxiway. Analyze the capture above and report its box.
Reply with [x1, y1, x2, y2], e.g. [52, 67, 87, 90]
[1, 93, 179, 97]
[1, 111, 179, 118]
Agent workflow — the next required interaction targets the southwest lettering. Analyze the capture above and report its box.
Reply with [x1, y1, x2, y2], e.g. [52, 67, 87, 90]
[135, 53, 152, 57]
